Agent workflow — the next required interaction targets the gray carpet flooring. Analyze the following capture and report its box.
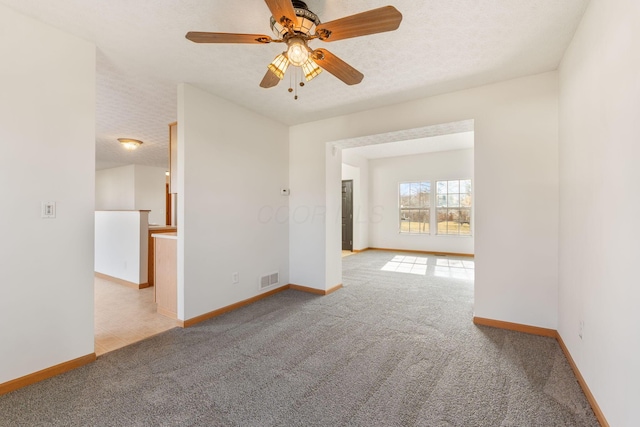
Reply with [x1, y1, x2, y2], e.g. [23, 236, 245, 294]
[0, 251, 598, 426]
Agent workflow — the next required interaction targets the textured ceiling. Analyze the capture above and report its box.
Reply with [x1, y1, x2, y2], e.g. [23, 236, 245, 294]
[0, 0, 589, 169]
[344, 131, 475, 160]
[339, 121, 474, 159]
[333, 120, 474, 149]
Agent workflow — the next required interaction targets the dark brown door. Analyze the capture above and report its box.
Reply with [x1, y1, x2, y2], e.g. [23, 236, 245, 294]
[342, 180, 353, 251]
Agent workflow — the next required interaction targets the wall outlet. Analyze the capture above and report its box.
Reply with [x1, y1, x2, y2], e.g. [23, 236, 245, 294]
[232, 272, 239, 284]
[579, 320, 584, 339]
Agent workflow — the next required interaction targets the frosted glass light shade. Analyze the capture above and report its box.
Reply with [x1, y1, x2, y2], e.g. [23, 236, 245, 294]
[286, 37, 309, 67]
[268, 53, 290, 79]
[301, 58, 322, 81]
[118, 138, 143, 150]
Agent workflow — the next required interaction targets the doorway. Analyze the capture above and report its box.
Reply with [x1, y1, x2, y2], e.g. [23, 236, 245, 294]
[94, 276, 176, 355]
[94, 166, 177, 356]
[335, 120, 475, 294]
[342, 180, 353, 251]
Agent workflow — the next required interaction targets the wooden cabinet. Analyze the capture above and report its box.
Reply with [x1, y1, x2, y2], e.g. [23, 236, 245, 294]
[169, 122, 177, 194]
[153, 233, 177, 319]
[148, 226, 177, 286]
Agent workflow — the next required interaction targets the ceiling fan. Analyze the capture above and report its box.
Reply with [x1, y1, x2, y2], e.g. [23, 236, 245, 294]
[185, 1, 402, 94]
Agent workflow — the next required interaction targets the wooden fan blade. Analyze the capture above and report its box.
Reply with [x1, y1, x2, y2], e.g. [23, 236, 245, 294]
[264, 0, 297, 25]
[186, 32, 272, 44]
[313, 49, 363, 85]
[316, 6, 402, 42]
[260, 69, 281, 88]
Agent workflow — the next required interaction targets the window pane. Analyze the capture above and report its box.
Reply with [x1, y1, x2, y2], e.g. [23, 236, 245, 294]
[436, 179, 472, 235]
[399, 183, 411, 208]
[419, 182, 430, 207]
[449, 209, 460, 234]
[409, 183, 419, 207]
[459, 209, 471, 235]
[400, 182, 411, 197]
[400, 181, 430, 230]
[437, 208, 447, 234]
[460, 179, 471, 194]
[410, 209, 419, 233]
[400, 209, 429, 234]
[438, 208, 466, 235]
[422, 208, 430, 233]
[460, 193, 472, 207]
[410, 209, 429, 233]
[400, 209, 410, 232]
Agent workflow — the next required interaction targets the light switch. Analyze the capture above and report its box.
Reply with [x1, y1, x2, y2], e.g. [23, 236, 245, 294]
[41, 201, 56, 218]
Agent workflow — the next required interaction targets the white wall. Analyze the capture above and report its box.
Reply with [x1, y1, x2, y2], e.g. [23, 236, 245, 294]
[178, 84, 289, 321]
[288, 129, 328, 289]
[325, 143, 342, 288]
[342, 151, 369, 251]
[558, 0, 640, 425]
[95, 165, 135, 210]
[96, 164, 166, 225]
[0, 4, 95, 383]
[134, 165, 167, 225]
[290, 72, 559, 330]
[367, 149, 474, 254]
[94, 211, 148, 284]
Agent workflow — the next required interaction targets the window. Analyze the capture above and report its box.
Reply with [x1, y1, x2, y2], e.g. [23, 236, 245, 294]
[437, 179, 472, 236]
[399, 181, 430, 234]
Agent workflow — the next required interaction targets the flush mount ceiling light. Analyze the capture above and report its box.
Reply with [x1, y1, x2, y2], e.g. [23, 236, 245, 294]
[118, 138, 143, 150]
[185, 1, 402, 99]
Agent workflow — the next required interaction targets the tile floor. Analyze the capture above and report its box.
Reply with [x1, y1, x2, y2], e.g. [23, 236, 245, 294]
[94, 277, 178, 356]
[342, 250, 354, 257]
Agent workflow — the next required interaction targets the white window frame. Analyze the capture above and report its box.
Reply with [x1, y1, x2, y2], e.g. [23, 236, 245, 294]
[398, 181, 431, 234]
[436, 179, 472, 236]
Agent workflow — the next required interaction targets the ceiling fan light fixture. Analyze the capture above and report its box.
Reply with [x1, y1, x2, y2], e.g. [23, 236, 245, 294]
[270, 19, 286, 38]
[294, 15, 318, 35]
[118, 138, 143, 150]
[301, 58, 322, 82]
[270, 1, 320, 37]
[186, 3, 403, 91]
[268, 53, 290, 79]
[286, 37, 309, 67]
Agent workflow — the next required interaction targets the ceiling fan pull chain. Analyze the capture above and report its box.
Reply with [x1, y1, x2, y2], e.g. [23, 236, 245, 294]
[288, 65, 294, 94]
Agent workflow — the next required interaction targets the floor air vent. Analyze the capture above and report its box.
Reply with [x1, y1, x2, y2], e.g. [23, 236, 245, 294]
[260, 272, 279, 289]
